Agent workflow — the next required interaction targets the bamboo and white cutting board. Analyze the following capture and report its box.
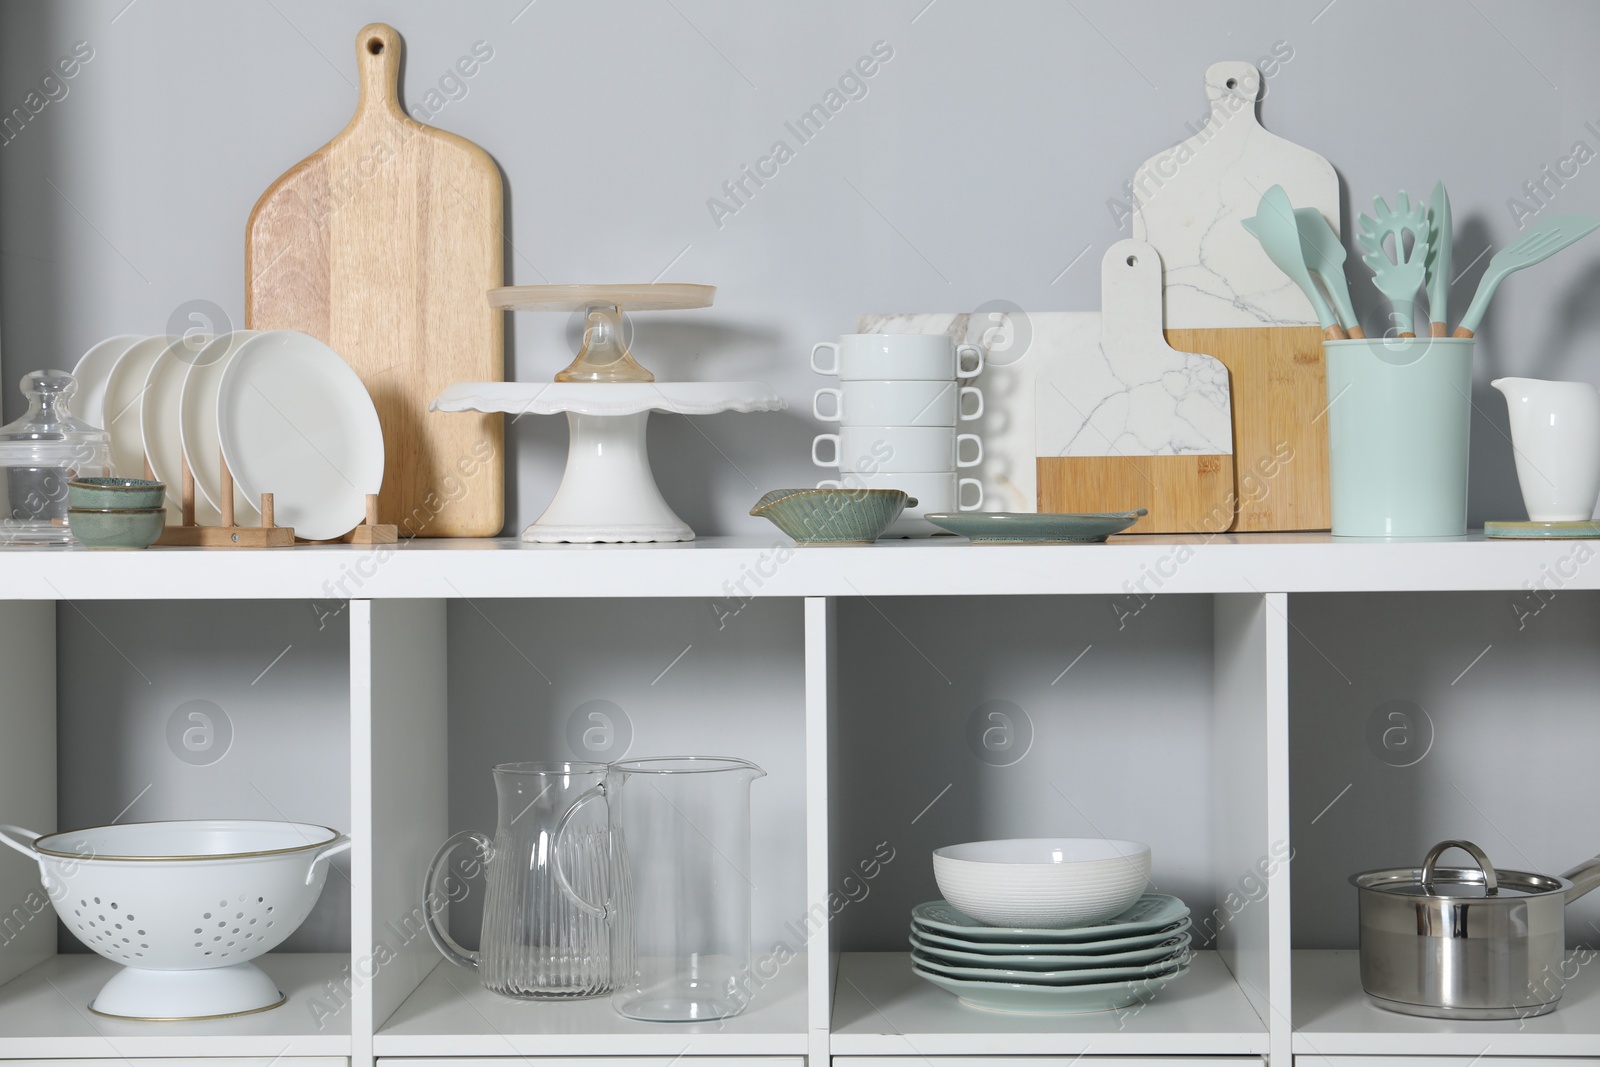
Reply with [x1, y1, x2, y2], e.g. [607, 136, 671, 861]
[246, 23, 504, 537]
[1037, 241, 1235, 533]
[1130, 60, 1335, 531]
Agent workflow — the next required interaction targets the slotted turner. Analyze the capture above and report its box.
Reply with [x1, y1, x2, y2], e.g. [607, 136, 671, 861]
[1357, 192, 1430, 338]
[1453, 214, 1600, 337]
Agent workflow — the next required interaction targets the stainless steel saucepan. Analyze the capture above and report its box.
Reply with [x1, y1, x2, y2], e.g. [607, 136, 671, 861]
[1351, 839, 1600, 1019]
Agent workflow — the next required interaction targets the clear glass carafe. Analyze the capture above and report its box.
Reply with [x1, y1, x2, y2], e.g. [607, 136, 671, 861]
[0, 370, 110, 545]
[556, 756, 766, 1021]
[424, 762, 626, 998]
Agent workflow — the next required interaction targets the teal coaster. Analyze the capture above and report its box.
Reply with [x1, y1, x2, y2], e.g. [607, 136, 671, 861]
[1485, 520, 1600, 539]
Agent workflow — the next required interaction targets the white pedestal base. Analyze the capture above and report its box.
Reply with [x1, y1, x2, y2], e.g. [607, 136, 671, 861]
[524, 411, 693, 541]
[91, 961, 285, 1020]
[430, 382, 785, 545]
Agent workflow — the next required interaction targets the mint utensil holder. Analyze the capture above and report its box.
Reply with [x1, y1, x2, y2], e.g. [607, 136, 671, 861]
[1323, 337, 1475, 537]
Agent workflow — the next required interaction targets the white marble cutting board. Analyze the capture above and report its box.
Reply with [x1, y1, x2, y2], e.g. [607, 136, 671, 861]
[1037, 240, 1233, 458]
[1132, 59, 1339, 329]
[856, 310, 1100, 513]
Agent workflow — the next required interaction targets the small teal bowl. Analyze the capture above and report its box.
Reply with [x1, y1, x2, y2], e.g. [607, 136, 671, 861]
[69, 478, 166, 510]
[750, 488, 915, 545]
[68, 507, 166, 549]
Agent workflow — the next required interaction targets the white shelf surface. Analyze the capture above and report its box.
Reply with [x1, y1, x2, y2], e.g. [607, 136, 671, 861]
[2, 533, 1598, 599]
[830, 951, 1268, 1056]
[1294, 949, 1600, 1055]
[0, 952, 350, 1058]
[374, 956, 809, 1056]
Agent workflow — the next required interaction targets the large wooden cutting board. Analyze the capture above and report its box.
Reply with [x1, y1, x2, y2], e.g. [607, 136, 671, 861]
[246, 22, 504, 537]
[1166, 326, 1330, 531]
[1037, 241, 1235, 533]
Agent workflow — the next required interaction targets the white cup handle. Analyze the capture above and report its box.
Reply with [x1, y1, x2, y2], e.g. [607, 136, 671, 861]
[812, 434, 841, 468]
[958, 478, 984, 511]
[958, 386, 984, 421]
[956, 342, 985, 379]
[810, 341, 840, 376]
[816, 479, 842, 489]
[955, 434, 983, 468]
[813, 388, 842, 422]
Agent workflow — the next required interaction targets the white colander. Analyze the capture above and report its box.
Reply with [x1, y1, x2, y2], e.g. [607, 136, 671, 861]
[0, 820, 350, 1020]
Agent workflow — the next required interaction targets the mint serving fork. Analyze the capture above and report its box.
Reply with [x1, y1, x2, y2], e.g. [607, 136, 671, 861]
[1453, 214, 1600, 337]
[1357, 192, 1431, 338]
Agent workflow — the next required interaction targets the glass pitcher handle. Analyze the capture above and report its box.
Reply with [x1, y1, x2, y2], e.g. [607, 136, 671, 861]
[423, 831, 492, 971]
[552, 783, 610, 919]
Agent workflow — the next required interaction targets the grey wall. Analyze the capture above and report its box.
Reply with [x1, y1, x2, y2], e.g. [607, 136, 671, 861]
[830, 594, 1217, 951]
[6, 0, 1600, 533]
[1289, 590, 1600, 948]
[56, 600, 352, 952]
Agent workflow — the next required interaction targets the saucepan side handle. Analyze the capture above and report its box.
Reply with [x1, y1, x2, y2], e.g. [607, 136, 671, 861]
[1561, 854, 1600, 903]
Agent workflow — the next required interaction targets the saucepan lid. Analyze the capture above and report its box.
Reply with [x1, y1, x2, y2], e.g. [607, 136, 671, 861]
[1350, 839, 1569, 900]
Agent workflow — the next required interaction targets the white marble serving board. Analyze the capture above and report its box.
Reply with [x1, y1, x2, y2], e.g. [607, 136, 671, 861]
[855, 310, 1100, 513]
[1037, 240, 1233, 459]
[1131, 59, 1339, 329]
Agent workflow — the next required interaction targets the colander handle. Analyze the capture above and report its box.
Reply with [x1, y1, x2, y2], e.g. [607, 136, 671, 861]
[423, 831, 492, 971]
[306, 834, 353, 886]
[552, 784, 610, 919]
[0, 825, 41, 859]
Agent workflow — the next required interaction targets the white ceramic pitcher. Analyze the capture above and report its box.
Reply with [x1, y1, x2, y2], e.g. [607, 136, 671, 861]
[1492, 377, 1600, 522]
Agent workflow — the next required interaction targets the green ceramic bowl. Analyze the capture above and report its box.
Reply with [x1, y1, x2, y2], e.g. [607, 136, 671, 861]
[68, 507, 166, 549]
[750, 488, 915, 545]
[69, 477, 166, 510]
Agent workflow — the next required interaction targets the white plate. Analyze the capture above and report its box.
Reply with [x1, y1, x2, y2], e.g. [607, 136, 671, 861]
[217, 331, 384, 540]
[140, 338, 202, 523]
[912, 960, 1188, 1014]
[180, 331, 260, 524]
[100, 335, 175, 477]
[69, 334, 142, 430]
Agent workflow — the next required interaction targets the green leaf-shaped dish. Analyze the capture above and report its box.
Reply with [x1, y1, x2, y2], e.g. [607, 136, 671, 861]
[751, 488, 914, 545]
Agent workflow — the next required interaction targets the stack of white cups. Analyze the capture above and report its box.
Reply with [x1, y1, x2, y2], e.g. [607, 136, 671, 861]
[810, 334, 985, 537]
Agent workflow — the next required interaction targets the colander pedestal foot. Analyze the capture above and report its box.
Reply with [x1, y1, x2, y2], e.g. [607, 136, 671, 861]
[91, 962, 285, 1020]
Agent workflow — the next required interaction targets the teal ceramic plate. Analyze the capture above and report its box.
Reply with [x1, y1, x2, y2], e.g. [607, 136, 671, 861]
[912, 894, 1189, 942]
[909, 929, 1189, 969]
[911, 916, 1191, 955]
[923, 509, 1146, 544]
[1485, 520, 1600, 540]
[911, 960, 1189, 1014]
[910, 945, 1189, 985]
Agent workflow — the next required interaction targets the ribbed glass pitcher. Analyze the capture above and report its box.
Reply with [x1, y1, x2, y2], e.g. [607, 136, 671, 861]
[424, 761, 628, 998]
[555, 756, 765, 1021]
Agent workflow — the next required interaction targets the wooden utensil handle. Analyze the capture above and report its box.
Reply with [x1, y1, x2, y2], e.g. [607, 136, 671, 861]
[1430, 322, 1447, 337]
[1347, 326, 1366, 339]
[1452, 325, 1476, 338]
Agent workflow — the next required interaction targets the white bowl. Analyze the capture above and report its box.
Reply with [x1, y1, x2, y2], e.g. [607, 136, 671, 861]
[932, 838, 1151, 928]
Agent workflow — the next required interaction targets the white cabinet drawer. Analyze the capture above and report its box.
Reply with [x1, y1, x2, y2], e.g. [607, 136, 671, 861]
[837, 1059, 1266, 1067]
[1, 1061, 347, 1067]
[1299, 1061, 1600, 1067]
[381, 1060, 804, 1067]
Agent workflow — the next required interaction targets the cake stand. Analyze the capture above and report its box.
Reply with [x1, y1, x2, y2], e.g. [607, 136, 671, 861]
[433, 284, 785, 543]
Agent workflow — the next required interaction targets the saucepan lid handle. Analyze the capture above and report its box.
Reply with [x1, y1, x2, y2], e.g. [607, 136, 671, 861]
[1422, 839, 1498, 895]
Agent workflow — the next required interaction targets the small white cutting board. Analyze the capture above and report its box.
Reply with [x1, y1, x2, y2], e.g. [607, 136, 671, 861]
[1132, 60, 1339, 329]
[1038, 240, 1233, 457]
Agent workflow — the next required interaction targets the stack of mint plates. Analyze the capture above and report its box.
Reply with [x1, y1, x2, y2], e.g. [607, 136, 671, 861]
[909, 894, 1192, 1014]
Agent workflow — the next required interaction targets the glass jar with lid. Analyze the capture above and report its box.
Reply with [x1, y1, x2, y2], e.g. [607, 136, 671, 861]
[0, 370, 112, 545]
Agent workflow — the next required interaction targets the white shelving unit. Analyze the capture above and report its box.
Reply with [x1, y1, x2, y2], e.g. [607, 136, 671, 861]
[2, 535, 1599, 1067]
